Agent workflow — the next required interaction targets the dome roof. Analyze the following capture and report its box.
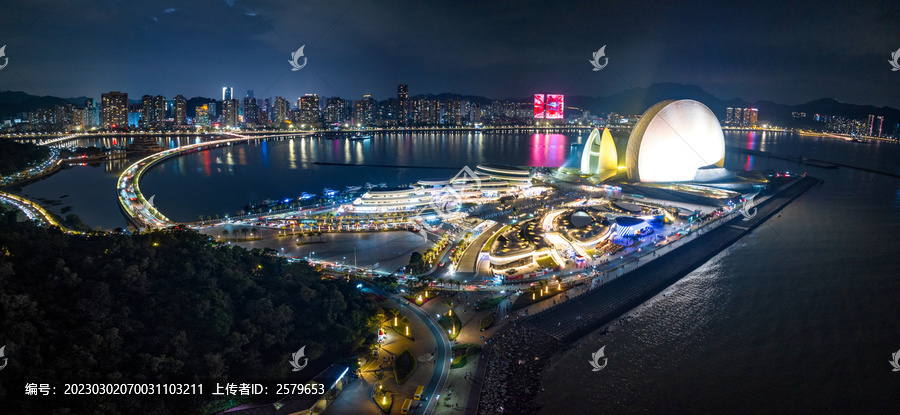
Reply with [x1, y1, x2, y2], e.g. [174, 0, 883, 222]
[625, 100, 725, 182]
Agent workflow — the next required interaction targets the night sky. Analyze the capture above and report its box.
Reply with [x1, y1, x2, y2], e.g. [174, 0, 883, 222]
[1, 0, 898, 107]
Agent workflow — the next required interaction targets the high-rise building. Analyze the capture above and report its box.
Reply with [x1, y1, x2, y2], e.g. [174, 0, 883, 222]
[352, 95, 375, 127]
[223, 87, 233, 101]
[222, 99, 239, 127]
[72, 107, 85, 130]
[141, 95, 166, 129]
[324, 97, 346, 126]
[741, 108, 750, 127]
[398, 84, 409, 126]
[128, 103, 142, 129]
[84, 98, 100, 128]
[725, 107, 733, 125]
[733, 108, 742, 127]
[299, 94, 320, 128]
[876, 116, 884, 137]
[173, 95, 187, 126]
[208, 102, 217, 122]
[867, 114, 875, 136]
[273, 97, 289, 124]
[749, 108, 758, 128]
[101, 91, 128, 129]
[195, 105, 209, 126]
[53, 104, 73, 130]
[243, 96, 259, 126]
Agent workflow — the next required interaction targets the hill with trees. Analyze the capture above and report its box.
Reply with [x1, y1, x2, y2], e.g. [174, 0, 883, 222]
[0, 211, 380, 414]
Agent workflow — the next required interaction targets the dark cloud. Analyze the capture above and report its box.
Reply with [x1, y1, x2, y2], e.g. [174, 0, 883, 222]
[0, 0, 897, 107]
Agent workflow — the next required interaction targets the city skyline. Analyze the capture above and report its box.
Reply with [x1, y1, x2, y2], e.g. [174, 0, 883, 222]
[1, 1, 898, 108]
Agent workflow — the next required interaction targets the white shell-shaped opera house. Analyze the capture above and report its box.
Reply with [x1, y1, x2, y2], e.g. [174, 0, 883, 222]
[580, 127, 618, 175]
[625, 99, 726, 182]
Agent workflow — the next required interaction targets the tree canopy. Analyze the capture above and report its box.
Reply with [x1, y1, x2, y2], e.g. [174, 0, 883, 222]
[0, 209, 380, 414]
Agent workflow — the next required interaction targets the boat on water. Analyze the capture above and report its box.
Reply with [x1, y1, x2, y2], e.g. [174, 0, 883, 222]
[347, 134, 372, 141]
[300, 192, 316, 200]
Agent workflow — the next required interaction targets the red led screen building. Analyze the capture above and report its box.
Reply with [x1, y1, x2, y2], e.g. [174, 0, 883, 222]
[534, 94, 546, 119]
[534, 93, 564, 119]
[545, 94, 564, 119]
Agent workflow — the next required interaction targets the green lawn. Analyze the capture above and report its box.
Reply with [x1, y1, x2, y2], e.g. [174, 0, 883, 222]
[480, 225, 509, 252]
[479, 313, 495, 331]
[437, 309, 463, 341]
[393, 349, 417, 385]
[535, 255, 558, 268]
[475, 296, 505, 310]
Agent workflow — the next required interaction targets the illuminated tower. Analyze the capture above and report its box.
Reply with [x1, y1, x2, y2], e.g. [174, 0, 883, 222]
[100, 91, 128, 129]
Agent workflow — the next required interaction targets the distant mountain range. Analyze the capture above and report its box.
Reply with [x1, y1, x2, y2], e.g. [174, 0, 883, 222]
[417, 83, 900, 128]
[2, 84, 898, 128]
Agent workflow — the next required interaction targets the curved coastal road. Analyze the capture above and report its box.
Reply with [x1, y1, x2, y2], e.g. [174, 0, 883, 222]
[367, 286, 450, 414]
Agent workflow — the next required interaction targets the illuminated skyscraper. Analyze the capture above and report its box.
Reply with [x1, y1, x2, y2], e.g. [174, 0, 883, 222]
[733, 108, 742, 127]
[324, 97, 346, 125]
[243, 96, 259, 125]
[750, 108, 758, 128]
[299, 94, 320, 127]
[353, 95, 375, 127]
[875, 116, 884, 137]
[398, 84, 409, 125]
[273, 96, 288, 124]
[173, 95, 187, 126]
[222, 87, 233, 101]
[84, 98, 100, 128]
[100, 91, 128, 129]
[725, 107, 733, 125]
[222, 99, 239, 127]
[141, 95, 166, 129]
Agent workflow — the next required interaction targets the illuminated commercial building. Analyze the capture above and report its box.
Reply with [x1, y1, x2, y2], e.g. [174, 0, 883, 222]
[533, 94, 564, 119]
[348, 187, 433, 213]
[195, 105, 209, 126]
[222, 87, 233, 101]
[348, 165, 533, 214]
[625, 100, 726, 183]
[101, 91, 128, 129]
[580, 128, 618, 175]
